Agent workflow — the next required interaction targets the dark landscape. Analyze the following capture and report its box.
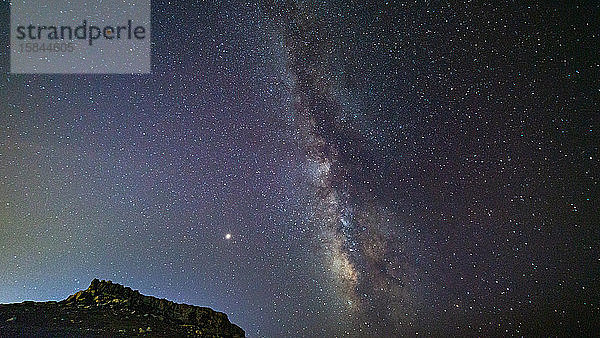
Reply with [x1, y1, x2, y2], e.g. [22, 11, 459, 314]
[0, 279, 244, 337]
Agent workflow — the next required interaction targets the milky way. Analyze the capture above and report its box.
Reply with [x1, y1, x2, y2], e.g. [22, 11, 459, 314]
[267, 2, 424, 334]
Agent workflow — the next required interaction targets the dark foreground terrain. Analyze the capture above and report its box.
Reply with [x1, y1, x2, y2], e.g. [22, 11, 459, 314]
[0, 279, 244, 337]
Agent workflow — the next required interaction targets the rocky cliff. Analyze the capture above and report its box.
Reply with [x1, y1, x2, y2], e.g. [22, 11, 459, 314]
[0, 279, 244, 337]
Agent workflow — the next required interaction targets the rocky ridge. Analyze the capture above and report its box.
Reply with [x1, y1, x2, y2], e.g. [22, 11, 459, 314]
[0, 279, 244, 337]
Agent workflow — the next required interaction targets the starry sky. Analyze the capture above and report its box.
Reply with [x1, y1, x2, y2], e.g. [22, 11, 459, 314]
[1, 1, 599, 336]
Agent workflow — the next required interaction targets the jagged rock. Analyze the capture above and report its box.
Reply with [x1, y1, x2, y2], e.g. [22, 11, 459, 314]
[0, 279, 245, 337]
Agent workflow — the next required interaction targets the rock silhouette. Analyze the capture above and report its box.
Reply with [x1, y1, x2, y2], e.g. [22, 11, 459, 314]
[0, 279, 244, 337]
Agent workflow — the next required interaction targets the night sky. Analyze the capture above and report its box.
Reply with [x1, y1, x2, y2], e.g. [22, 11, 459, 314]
[1, 1, 599, 336]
